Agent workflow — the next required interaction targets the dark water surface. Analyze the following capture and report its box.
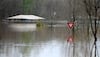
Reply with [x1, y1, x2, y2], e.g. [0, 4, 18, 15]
[0, 23, 100, 57]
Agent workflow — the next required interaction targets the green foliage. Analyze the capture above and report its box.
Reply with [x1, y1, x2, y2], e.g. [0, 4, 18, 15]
[36, 20, 44, 28]
[24, 0, 32, 4]
[23, 0, 33, 14]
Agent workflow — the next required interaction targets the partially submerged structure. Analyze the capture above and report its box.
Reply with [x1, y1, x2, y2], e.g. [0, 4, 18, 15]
[6, 15, 45, 23]
[4, 15, 45, 32]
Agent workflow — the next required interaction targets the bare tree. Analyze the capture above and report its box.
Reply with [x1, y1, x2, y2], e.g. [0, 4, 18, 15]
[83, 0, 100, 57]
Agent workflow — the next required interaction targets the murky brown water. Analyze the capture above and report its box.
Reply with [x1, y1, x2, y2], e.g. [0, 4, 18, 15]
[0, 22, 100, 57]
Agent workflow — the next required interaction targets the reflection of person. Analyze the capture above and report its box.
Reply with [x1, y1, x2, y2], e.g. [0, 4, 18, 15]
[67, 36, 73, 44]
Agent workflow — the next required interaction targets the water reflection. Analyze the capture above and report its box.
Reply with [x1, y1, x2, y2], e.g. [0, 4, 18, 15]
[8, 23, 37, 32]
[0, 23, 100, 57]
[0, 40, 67, 57]
[35, 40, 63, 57]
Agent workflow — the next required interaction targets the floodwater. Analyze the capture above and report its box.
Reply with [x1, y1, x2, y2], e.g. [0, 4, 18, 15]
[0, 22, 100, 57]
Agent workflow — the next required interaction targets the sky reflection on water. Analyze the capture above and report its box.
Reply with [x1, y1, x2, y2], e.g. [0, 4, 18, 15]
[0, 23, 100, 57]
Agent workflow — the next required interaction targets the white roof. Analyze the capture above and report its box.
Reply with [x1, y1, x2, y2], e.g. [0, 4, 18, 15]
[7, 15, 45, 20]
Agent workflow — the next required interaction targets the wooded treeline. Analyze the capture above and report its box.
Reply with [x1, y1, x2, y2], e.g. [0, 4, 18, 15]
[0, 0, 86, 20]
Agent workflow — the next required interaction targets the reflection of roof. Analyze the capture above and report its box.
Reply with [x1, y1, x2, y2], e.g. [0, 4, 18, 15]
[7, 15, 45, 20]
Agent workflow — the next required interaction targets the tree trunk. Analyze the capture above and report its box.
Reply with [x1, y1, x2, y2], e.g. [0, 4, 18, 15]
[94, 33, 97, 57]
